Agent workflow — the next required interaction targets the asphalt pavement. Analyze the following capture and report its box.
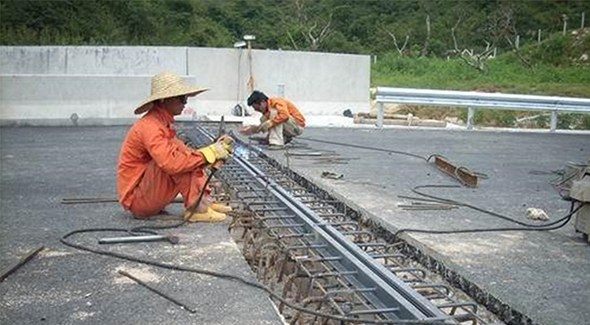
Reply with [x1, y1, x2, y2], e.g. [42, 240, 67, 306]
[0, 126, 282, 325]
[2, 124, 589, 325]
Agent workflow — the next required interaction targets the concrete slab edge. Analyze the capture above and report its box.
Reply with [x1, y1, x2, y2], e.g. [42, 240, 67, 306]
[0, 118, 137, 127]
[256, 149, 539, 325]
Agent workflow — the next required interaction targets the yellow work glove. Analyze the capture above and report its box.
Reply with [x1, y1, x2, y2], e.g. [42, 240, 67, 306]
[258, 120, 275, 132]
[198, 136, 234, 164]
[218, 135, 235, 148]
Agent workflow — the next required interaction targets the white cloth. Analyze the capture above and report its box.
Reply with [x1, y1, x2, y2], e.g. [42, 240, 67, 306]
[262, 109, 303, 145]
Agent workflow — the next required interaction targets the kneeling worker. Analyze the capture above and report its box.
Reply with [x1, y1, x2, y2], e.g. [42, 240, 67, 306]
[240, 91, 306, 149]
[117, 72, 233, 222]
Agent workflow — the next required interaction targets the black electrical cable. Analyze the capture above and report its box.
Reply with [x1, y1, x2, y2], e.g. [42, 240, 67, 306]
[60, 229, 450, 324]
[62, 130, 565, 323]
[393, 185, 584, 240]
[289, 137, 581, 240]
[299, 136, 428, 161]
[299, 137, 490, 180]
[60, 165, 449, 324]
[128, 169, 216, 235]
[411, 185, 575, 228]
[394, 203, 581, 239]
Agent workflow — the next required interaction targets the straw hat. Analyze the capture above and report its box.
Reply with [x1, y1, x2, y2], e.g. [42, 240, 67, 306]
[134, 72, 209, 114]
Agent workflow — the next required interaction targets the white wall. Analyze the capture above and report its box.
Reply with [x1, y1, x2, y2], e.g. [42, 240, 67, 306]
[0, 46, 370, 125]
[0, 46, 188, 75]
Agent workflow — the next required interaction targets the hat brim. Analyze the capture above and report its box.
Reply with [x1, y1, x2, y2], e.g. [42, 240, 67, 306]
[134, 87, 209, 115]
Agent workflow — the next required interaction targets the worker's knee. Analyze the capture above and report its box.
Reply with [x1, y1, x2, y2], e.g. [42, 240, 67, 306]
[129, 200, 167, 218]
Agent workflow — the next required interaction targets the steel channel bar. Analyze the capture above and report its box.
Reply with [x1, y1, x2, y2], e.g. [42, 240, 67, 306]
[216, 138, 464, 320]
[327, 287, 377, 295]
[349, 307, 402, 315]
[208, 131, 458, 321]
[286, 244, 329, 251]
[298, 256, 343, 263]
[234, 170, 420, 320]
[251, 207, 289, 212]
[191, 124, 453, 323]
[266, 183, 450, 321]
[329, 221, 359, 227]
[234, 159, 447, 320]
[193, 128, 406, 318]
[307, 270, 358, 278]
[260, 216, 297, 221]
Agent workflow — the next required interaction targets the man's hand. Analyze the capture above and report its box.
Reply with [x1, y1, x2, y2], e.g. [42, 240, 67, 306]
[217, 134, 235, 152]
[258, 120, 275, 132]
[198, 136, 234, 164]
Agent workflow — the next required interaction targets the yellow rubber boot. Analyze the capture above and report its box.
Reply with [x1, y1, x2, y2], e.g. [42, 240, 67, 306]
[183, 207, 227, 223]
[210, 202, 232, 213]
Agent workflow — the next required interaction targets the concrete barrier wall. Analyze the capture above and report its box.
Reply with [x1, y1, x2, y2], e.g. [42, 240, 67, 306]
[0, 46, 188, 75]
[0, 46, 370, 125]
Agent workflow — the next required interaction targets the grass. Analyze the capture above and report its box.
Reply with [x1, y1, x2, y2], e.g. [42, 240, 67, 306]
[371, 54, 590, 129]
[372, 55, 590, 97]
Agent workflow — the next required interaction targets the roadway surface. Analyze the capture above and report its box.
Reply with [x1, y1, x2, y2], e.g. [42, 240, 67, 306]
[1, 124, 589, 325]
[258, 126, 590, 325]
[0, 126, 283, 325]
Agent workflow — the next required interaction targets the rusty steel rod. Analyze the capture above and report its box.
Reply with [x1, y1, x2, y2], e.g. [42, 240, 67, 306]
[0, 246, 44, 282]
[184, 122, 490, 324]
[118, 270, 196, 314]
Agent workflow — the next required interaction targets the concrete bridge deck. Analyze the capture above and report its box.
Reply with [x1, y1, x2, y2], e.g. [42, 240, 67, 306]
[260, 126, 590, 325]
[0, 126, 283, 325]
[1, 124, 589, 325]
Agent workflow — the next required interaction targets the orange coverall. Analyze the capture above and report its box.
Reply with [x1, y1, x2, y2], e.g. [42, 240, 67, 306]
[264, 98, 306, 127]
[117, 105, 209, 217]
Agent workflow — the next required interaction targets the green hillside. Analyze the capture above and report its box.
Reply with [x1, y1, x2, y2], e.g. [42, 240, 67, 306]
[2, 0, 588, 57]
[373, 28, 590, 97]
[371, 28, 590, 130]
[1, 0, 589, 128]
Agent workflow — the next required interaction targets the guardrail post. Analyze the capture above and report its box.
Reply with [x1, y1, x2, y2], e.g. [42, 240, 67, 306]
[467, 107, 475, 130]
[377, 101, 384, 128]
[374, 87, 590, 132]
[550, 111, 558, 132]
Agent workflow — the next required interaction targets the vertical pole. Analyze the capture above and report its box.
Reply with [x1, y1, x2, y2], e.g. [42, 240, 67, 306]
[550, 111, 558, 132]
[493, 47, 497, 57]
[538, 29, 541, 43]
[246, 40, 254, 93]
[562, 14, 568, 36]
[277, 83, 285, 97]
[185, 47, 189, 75]
[515, 35, 520, 49]
[467, 107, 475, 130]
[64, 47, 68, 74]
[582, 12, 585, 29]
[236, 48, 244, 117]
[377, 102, 384, 129]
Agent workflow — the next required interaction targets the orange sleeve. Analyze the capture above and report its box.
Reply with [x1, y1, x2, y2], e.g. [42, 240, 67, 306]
[270, 99, 290, 125]
[141, 126, 207, 175]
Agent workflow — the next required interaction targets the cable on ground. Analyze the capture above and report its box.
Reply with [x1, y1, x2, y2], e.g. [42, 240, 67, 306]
[60, 227, 451, 324]
[299, 137, 490, 181]
[60, 162, 449, 324]
[393, 184, 584, 240]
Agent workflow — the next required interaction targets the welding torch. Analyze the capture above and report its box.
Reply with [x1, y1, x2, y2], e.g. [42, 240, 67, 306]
[210, 115, 238, 171]
[185, 120, 236, 213]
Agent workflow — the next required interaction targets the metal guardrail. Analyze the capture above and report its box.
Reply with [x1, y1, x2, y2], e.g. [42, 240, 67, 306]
[375, 87, 590, 131]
